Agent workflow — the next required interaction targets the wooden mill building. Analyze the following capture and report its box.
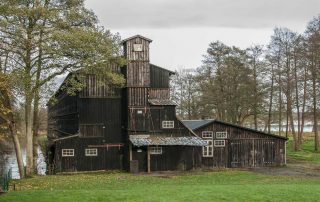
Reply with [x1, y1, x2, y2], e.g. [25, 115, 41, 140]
[182, 120, 287, 168]
[47, 35, 206, 173]
[47, 35, 287, 173]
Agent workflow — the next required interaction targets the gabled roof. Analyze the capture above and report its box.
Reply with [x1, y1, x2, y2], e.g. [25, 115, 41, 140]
[181, 119, 288, 140]
[150, 63, 175, 75]
[181, 120, 214, 130]
[121, 35, 153, 44]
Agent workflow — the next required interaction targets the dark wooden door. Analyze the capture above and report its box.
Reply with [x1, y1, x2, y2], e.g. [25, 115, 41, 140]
[132, 147, 147, 172]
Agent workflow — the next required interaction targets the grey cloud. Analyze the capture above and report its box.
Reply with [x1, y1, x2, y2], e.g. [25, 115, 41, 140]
[86, 0, 320, 29]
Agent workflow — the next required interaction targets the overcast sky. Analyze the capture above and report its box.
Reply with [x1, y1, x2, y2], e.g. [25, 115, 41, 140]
[85, 0, 320, 71]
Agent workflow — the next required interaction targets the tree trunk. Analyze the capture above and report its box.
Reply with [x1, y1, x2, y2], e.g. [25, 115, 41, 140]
[267, 65, 274, 134]
[312, 73, 319, 151]
[25, 95, 34, 176]
[299, 66, 308, 144]
[278, 70, 283, 135]
[32, 92, 40, 174]
[8, 120, 24, 178]
[253, 58, 258, 130]
[293, 53, 301, 146]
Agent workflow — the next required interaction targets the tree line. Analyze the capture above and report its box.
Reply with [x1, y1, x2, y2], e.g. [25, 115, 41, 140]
[0, 0, 124, 178]
[171, 15, 320, 152]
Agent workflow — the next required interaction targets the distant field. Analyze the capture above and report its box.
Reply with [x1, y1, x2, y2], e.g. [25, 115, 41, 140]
[1, 170, 320, 202]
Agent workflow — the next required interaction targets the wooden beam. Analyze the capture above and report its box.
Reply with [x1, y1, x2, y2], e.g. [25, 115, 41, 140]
[147, 146, 151, 173]
[284, 141, 287, 165]
[129, 142, 132, 161]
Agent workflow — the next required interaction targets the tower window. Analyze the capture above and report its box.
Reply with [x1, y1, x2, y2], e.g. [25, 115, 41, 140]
[162, 121, 174, 128]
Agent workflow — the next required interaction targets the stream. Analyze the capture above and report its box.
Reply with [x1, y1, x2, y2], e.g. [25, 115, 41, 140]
[0, 142, 46, 179]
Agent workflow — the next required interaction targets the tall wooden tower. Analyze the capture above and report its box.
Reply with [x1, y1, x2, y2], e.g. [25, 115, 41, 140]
[122, 35, 152, 134]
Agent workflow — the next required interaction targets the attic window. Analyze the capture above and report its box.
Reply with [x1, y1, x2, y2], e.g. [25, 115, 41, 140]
[133, 44, 143, 51]
[62, 149, 74, 157]
[202, 131, 213, 138]
[216, 131, 227, 139]
[162, 121, 174, 128]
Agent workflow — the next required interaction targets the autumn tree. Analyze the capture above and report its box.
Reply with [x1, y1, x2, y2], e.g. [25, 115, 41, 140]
[0, 0, 124, 176]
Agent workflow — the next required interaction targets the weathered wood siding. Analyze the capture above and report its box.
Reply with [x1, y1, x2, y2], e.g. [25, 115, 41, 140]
[124, 36, 151, 87]
[126, 62, 150, 87]
[128, 108, 150, 132]
[131, 146, 202, 172]
[54, 137, 124, 172]
[148, 88, 170, 100]
[47, 92, 78, 139]
[127, 87, 148, 106]
[78, 98, 123, 142]
[123, 37, 150, 62]
[195, 121, 286, 168]
[79, 74, 121, 98]
[150, 64, 171, 88]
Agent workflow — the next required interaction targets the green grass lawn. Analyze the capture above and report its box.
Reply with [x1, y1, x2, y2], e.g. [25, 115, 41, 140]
[286, 135, 320, 164]
[1, 171, 320, 202]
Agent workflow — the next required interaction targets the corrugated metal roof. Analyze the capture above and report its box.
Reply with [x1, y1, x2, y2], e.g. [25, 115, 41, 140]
[181, 120, 214, 130]
[149, 99, 176, 106]
[129, 135, 207, 147]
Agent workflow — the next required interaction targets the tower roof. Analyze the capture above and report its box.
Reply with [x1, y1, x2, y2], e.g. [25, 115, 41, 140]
[121, 35, 152, 44]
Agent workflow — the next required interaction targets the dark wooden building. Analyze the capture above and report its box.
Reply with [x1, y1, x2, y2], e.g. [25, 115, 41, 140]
[182, 120, 288, 168]
[47, 35, 206, 173]
[47, 35, 287, 173]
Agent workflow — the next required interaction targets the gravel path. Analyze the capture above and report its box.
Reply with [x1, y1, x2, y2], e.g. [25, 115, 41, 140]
[249, 159, 320, 178]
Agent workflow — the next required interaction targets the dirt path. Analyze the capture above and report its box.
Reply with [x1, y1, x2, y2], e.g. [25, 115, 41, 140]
[250, 159, 320, 178]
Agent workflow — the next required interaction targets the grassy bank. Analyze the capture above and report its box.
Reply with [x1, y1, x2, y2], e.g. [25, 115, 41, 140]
[286, 133, 320, 164]
[1, 171, 320, 202]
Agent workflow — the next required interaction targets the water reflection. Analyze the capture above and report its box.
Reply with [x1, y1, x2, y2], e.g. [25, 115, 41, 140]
[0, 143, 46, 179]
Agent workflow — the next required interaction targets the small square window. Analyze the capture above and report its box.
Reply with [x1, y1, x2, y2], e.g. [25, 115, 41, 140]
[62, 149, 74, 157]
[85, 148, 98, 156]
[216, 131, 227, 139]
[202, 131, 213, 138]
[150, 147, 162, 155]
[162, 121, 174, 128]
[214, 140, 225, 147]
[133, 44, 143, 51]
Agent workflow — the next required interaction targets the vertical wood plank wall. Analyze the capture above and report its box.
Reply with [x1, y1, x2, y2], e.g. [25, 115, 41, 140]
[196, 121, 286, 168]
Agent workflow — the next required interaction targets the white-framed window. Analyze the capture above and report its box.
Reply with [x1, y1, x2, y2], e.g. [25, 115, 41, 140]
[150, 147, 162, 155]
[214, 140, 225, 147]
[216, 131, 227, 139]
[203, 140, 213, 157]
[162, 121, 174, 128]
[62, 149, 74, 157]
[85, 148, 98, 156]
[202, 131, 213, 138]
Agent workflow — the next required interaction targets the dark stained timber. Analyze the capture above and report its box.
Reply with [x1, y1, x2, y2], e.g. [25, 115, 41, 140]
[47, 35, 287, 174]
